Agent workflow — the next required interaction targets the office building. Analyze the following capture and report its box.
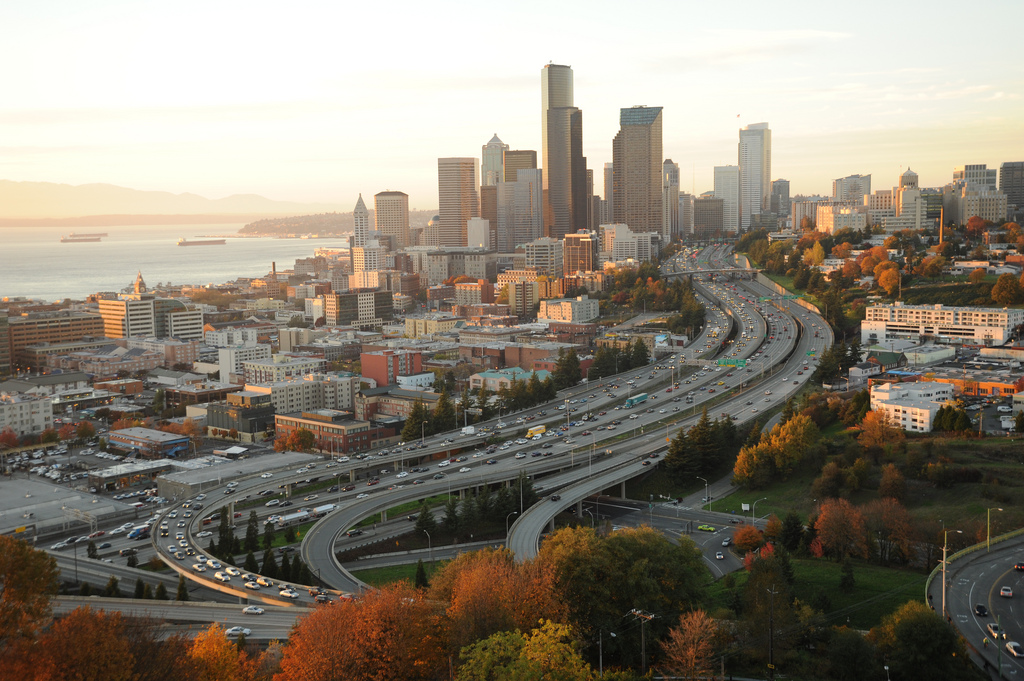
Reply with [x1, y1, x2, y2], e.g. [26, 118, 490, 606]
[563, 230, 599, 274]
[508, 280, 540, 317]
[600, 224, 659, 264]
[0, 392, 53, 438]
[324, 290, 394, 328]
[482, 134, 508, 185]
[833, 174, 872, 203]
[480, 184, 498, 247]
[663, 159, 680, 241]
[352, 194, 370, 248]
[612, 106, 663, 234]
[437, 158, 479, 247]
[862, 302, 1024, 346]
[541, 63, 586, 240]
[374, 191, 410, 250]
[218, 344, 272, 384]
[525, 237, 564, 278]
[360, 349, 423, 387]
[953, 164, 997, 190]
[496, 168, 544, 252]
[869, 382, 955, 433]
[679, 193, 694, 238]
[738, 122, 772, 231]
[206, 391, 276, 442]
[714, 165, 740, 235]
[467, 218, 491, 249]
[3, 311, 104, 372]
[999, 161, 1024, 211]
[770, 180, 790, 218]
[538, 295, 599, 323]
[98, 296, 203, 341]
[243, 354, 326, 384]
[245, 372, 359, 415]
[504, 150, 537, 183]
[693, 196, 724, 240]
[816, 203, 867, 234]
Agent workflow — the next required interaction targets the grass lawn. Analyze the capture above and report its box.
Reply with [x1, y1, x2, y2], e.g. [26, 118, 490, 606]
[350, 560, 448, 588]
[709, 557, 926, 630]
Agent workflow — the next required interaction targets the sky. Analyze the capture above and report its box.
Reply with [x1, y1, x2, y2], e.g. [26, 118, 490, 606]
[1, 0, 1022, 213]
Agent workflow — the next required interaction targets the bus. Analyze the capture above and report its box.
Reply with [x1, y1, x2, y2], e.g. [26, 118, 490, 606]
[624, 393, 648, 409]
[526, 425, 546, 439]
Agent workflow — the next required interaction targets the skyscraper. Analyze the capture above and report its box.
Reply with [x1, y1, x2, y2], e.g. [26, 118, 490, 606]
[770, 179, 790, 218]
[563, 229, 599, 274]
[603, 162, 614, 212]
[832, 174, 871, 203]
[496, 168, 543, 252]
[541, 63, 586, 240]
[713, 165, 740, 235]
[504, 150, 537, 183]
[353, 194, 370, 248]
[612, 106, 663, 234]
[1001, 162, 1024, 214]
[374, 191, 410, 250]
[738, 122, 772, 232]
[437, 158, 479, 247]
[482, 134, 508, 186]
[662, 159, 680, 241]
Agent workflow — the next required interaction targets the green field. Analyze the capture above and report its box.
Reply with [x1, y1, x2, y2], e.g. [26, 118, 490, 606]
[350, 560, 447, 587]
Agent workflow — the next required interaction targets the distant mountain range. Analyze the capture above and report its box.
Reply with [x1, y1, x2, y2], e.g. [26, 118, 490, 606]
[0, 180, 354, 223]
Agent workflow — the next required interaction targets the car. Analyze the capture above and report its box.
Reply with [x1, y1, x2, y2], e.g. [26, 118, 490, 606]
[1015, 562, 1024, 571]
[974, 604, 989, 617]
[265, 499, 280, 507]
[715, 552, 724, 560]
[214, 571, 231, 582]
[314, 593, 332, 604]
[698, 525, 715, 532]
[243, 605, 265, 615]
[989, 622, 1007, 639]
[550, 495, 561, 502]
[1008, 642, 1024, 658]
[225, 626, 251, 638]
[396, 471, 409, 478]
[97, 541, 112, 549]
[1001, 586, 1013, 598]
[432, 474, 445, 480]
[279, 500, 293, 507]
[346, 528, 364, 537]
[486, 459, 498, 465]
[244, 580, 261, 590]
[459, 467, 471, 473]
[192, 563, 207, 572]
[257, 576, 274, 587]
[279, 589, 299, 599]
[225, 566, 241, 576]
[207, 560, 223, 569]
[261, 472, 273, 478]
[515, 452, 526, 459]
[437, 460, 450, 468]
[304, 494, 319, 501]
[356, 493, 369, 499]
[196, 530, 213, 538]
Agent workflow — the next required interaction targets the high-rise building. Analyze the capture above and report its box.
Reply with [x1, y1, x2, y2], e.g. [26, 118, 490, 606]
[1001, 162, 1024, 214]
[437, 158, 479, 247]
[679, 193, 694, 238]
[541, 63, 586, 240]
[612, 106, 663, 234]
[353, 194, 370, 248]
[738, 122, 772, 232]
[713, 165, 740, 235]
[374, 191, 410, 250]
[98, 296, 203, 341]
[770, 180, 790, 218]
[524, 237, 564, 278]
[833, 174, 871, 203]
[693, 196, 724, 240]
[480, 185, 498, 247]
[504, 150, 537, 183]
[496, 168, 544, 252]
[603, 162, 614, 214]
[662, 159, 680, 241]
[954, 164, 997, 190]
[467, 218, 491, 249]
[563, 230, 599, 274]
[482, 134, 508, 186]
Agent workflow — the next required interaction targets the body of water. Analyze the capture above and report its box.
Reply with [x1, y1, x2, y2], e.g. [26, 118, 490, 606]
[0, 224, 349, 301]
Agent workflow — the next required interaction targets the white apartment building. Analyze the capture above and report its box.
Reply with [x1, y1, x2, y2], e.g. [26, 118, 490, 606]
[206, 328, 259, 347]
[304, 297, 325, 322]
[599, 224, 660, 264]
[524, 237, 564, 278]
[218, 344, 272, 383]
[245, 372, 359, 414]
[243, 354, 327, 384]
[869, 381, 955, 432]
[0, 392, 54, 437]
[244, 298, 288, 312]
[862, 302, 1024, 346]
[816, 203, 866, 234]
[713, 165, 740, 235]
[538, 295, 600, 323]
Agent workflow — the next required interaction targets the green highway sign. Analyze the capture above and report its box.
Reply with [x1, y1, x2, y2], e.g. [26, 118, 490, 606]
[782, 294, 803, 300]
[759, 296, 771, 301]
[807, 351, 814, 356]
[716, 359, 748, 367]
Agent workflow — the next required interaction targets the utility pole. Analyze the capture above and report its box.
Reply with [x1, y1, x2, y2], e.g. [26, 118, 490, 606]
[767, 585, 778, 681]
[628, 609, 655, 675]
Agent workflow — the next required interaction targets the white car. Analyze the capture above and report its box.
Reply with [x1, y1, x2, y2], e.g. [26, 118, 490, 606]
[195, 531, 213, 538]
[192, 563, 207, 572]
[279, 589, 299, 599]
[437, 460, 450, 468]
[225, 626, 251, 637]
[225, 567, 241, 576]
[260, 472, 273, 478]
[515, 452, 526, 459]
[396, 471, 409, 478]
[242, 605, 264, 615]
[356, 493, 369, 500]
[265, 499, 280, 507]
[207, 560, 223, 569]
[214, 571, 231, 582]
[244, 581, 261, 590]
[459, 467, 471, 473]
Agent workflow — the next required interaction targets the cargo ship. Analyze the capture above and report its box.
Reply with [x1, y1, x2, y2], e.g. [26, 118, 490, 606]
[177, 238, 226, 246]
[61, 233, 104, 243]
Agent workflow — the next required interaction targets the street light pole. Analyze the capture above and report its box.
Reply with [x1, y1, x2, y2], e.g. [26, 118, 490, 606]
[987, 507, 1003, 552]
[942, 528, 962, 619]
[506, 511, 518, 535]
[423, 529, 432, 563]
[420, 420, 427, 446]
[752, 497, 767, 524]
[697, 476, 708, 510]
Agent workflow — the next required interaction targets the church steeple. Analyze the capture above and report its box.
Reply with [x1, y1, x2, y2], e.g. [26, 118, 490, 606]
[134, 270, 147, 294]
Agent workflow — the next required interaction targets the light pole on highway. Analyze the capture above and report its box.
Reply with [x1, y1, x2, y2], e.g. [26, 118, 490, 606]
[420, 420, 427, 446]
[752, 497, 767, 524]
[883, 665, 890, 681]
[697, 476, 709, 510]
[941, 528, 962, 619]
[584, 508, 596, 528]
[505, 511, 518, 535]
[987, 507, 1003, 552]
[423, 529, 432, 563]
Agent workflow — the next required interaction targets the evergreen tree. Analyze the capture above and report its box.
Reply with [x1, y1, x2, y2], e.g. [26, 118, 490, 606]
[781, 398, 796, 424]
[134, 578, 146, 599]
[475, 386, 492, 420]
[104, 576, 121, 598]
[244, 510, 260, 553]
[414, 559, 428, 589]
[86, 540, 98, 559]
[687, 407, 721, 473]
[155, 582, 168, 600]
[630, 338, 650, 367]
[780, 511, 804, 552]
[126, 553, 138, 568]
[217, 506, 233, 557]
[839, 557, 856, 593]
[415, 503, 438, 535]
[297, 560, 311, 586]
[458, 386, 473, 426]
[745, 419, 764, 448]
[279, 553, 292, 582]
[402, 399, 430, 441]
[953, 410, 972, 433]
[442, 495, 460, 535]
[526, 372, 543, 404]
[261, 549, 278, 579]
[541, 375, 558, 401]
[79, 581, 92, 597]
[285, 525, 297, 544]
[553, 347, 582, 390]
[207, 538, 217, 557]
[263, 523, 276, 551]
[244, 551, 260, 573]
[175, 575, 189, 601]
[433, 389, 456, 433]
[142, 582, 154, 599]
[664, 428, 699, 481]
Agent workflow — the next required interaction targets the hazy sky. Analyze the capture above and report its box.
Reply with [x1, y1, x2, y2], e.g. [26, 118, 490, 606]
[2, 0, 1022, 212]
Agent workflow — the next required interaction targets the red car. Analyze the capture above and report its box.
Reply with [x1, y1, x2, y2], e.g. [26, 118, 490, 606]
[367, 478, 380, 486]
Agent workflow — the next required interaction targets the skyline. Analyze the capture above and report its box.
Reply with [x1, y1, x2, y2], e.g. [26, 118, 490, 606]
[1, 1, 1022, 214]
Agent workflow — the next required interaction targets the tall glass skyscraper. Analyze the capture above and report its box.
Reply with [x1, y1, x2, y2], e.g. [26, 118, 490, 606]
[612, 106, 663, 234]
[739, 122, 772, 232]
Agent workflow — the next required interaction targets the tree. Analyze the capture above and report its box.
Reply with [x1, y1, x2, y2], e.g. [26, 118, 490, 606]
[828, 627, 877, 681]
[103, 575, 122, 598]
[780, 511, 804, 552]
[402, 400, 430, 442]
[244, 510, 259, 553]
[155, 582, 169, 600]
[127, 553, 138, 568]
[991, 272, 1024, 305]
[457, 620, 593, 681]
[868, 600, 973, 681]
[864, 497, 915, 566]
[433, 389, 457, 433]
[858, 409, 904, 450]
[630, 338, 650, 368]
[815, 498, 868, 560]
[969, 267, 987, 285]
[76, 421, 96, 441]
[552, 348, 582, 390]
[878, 463, 906, 502]
[0, 536, 59, 648]
[189, 624, 247, 681]
[0, 427, 18, 448]
[878, 268, 901, 296]
[244, 551, 259, 573]
[87, 540, 98, 559]
[261, 549, 278, 580]
[414, 559, 428, 589]
[733, 524, 764, 554]
[659, 609, 720, 680]
[262, 523, 276, 551]
[36, 607, 136, 681]
[134, 578, 146, 599]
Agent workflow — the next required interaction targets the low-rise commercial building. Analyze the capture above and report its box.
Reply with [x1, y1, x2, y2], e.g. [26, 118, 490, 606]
[242, 354, 326, 384]
[107, 427, 190, 458]
[274, 409, 395, 455]
[538, 295, 600, 323]
[869, 382, 955, 433]
[206, 391, 276, 442]
[0, 391, 54, 438]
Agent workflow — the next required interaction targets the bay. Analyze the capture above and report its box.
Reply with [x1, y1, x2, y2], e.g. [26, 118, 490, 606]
[0, 224, 349, 301]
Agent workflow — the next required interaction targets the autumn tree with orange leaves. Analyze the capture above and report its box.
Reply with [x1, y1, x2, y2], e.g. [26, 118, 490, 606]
[732, 524, 764, 553]
[858, 409, 904, 450]
[815, 498, 868, 561]
[659, 609, 720, 679]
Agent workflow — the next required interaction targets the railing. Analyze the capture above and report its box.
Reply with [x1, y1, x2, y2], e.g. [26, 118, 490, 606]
[923, 526, 1024, 598]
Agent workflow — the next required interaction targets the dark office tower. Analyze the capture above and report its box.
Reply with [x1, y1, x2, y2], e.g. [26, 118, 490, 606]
[437, 157, 479, 247]
[770, 179, 790, 218]
[505, 150, 537, 183]
[694, 196, 724, 240]
[612, 106, 664, 234]
[545, 105, 586, 240]
[480, 184, 498, 248]
[603, 162, 614, 219]
[1001, 162, 1024, 212]
[563, 229, 599, 274]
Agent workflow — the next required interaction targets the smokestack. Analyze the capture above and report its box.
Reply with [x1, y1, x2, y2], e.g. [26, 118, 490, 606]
[272, 262, 277, 276]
